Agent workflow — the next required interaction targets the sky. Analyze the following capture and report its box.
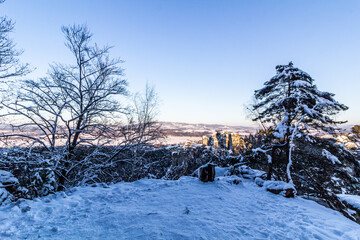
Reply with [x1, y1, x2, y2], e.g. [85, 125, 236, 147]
[1, 0, 360, 127]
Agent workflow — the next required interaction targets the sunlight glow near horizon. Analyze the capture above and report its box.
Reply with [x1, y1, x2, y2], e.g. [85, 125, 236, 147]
[1, 0, 360, 127]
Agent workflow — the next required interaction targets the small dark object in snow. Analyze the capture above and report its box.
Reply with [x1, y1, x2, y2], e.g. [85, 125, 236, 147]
[232, 179, 241, 185]
[147, 212, 158, 215]
[184, 207, 190, 215]
[285, 188, 295, 198]
[199, 164, 215, 182]
[21, 206, 31, 213]
[51, 227, 58, 232]
[266, 188, 283, 195]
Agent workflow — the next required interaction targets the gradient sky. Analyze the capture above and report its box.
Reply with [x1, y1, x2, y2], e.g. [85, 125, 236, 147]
[2, 0, 360, 126]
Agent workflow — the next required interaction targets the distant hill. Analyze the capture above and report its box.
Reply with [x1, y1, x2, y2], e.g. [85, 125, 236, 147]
[160, 121, 256, 137]
[158, 122, 256, 145]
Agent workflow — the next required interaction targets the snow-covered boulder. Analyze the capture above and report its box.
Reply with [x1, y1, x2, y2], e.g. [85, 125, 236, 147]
[337, 194, 360, 211]
[337, 194, 360, 222]
[235, 165, 266, 180]
[263, 180, 296, 198]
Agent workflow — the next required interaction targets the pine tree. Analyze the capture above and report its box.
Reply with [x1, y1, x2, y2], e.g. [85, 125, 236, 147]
[252, 62, 348, 183]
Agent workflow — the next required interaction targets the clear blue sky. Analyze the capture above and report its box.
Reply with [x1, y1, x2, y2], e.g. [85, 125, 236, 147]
[2, 0, 360, 126]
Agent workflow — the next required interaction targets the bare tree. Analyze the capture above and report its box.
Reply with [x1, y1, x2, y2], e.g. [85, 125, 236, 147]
[0, 24, 163, 189]
[53, 25, 128, 152]
[107, 84, 164, 162]
[0, 78, 66, 150]
[0, 0, 30, 81]
[131, 83, 163, 144]
[1, 25, 128, 152]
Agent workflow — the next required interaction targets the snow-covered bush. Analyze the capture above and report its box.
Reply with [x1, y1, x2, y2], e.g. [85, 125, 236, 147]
[0, 170, 18, 206]
[0, 148, 59, 201]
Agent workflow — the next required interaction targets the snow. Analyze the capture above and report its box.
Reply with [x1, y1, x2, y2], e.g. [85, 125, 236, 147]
[322, 149, 341, 164]
[338, 194, 360, 211]
[214, 166, 229, 177]
[0, 188, 12, 205]
[252, 148, 272, 163]
[263, 180, 294, 191]
[293, 80, 311, 88]
[301, 104, 316, 117]
[237, 165, 266, 179]
[273, 116, 288, 139]
[1, 177, 360, 239]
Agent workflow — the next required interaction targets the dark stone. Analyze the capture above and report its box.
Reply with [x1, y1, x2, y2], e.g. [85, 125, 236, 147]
[232, 179, 241, 185]
[207, 136, 214, 147]
[284, 188, 295, 198]
[228, 134, 233, 151]
[266, 188, 283, 195]
[199, 164, 216, 182]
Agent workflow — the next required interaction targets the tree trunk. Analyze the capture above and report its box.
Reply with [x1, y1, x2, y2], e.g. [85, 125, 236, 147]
[285, 139, 290, 182]
[267, 147, 275, 180]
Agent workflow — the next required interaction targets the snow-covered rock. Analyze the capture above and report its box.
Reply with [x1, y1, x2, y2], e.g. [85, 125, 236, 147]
[236, 165, 266, 180]
[337, 194, 360, 211]
[263, 180, 296, 198]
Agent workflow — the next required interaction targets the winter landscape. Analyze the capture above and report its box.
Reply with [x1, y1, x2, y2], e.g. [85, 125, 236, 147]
[1, 1, 360, 239]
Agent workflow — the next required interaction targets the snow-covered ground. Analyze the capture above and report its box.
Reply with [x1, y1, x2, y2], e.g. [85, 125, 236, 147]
[1, 176, 360, 240]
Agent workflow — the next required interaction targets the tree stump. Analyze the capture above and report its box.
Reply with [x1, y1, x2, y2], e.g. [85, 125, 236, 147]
[199, 164, 216, 182]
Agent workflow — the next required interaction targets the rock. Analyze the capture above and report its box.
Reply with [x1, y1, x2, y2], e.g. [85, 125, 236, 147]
[183, 207, 190, 215]
[284, 188, 295, 198]
[199, 163, 216, 182]
[235, 165, 266, 180]
[263, 180, 296, 198]
[232, 178, 241, 185]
